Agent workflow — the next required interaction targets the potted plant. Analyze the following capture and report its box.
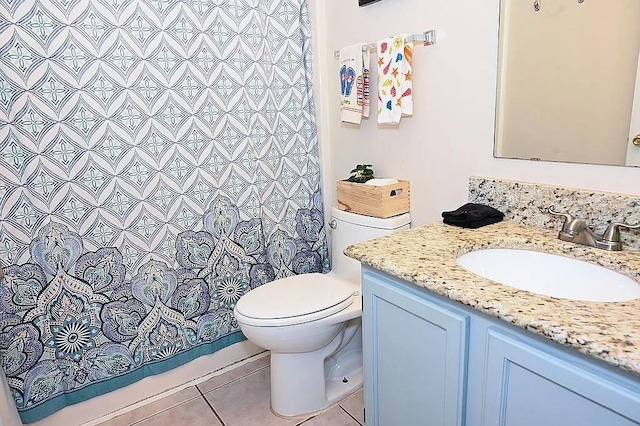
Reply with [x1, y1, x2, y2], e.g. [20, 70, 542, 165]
[346, 164, 374, 183]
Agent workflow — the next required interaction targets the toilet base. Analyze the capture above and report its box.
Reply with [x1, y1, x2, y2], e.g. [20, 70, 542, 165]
[269, 319, 363, 417]
[326, 348, 363, 403]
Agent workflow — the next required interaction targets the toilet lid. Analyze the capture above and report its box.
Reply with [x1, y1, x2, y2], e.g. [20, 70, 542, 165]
[234, 273, 355, 326]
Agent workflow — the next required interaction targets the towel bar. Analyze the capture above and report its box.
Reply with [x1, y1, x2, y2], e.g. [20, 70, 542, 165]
[333, 30, 436, 59]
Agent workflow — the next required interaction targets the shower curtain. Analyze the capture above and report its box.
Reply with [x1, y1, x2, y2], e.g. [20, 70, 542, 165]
[0, 0, 328, 422]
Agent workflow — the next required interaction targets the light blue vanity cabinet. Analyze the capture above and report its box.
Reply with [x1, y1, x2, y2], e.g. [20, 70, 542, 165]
[481, 328, 640, 425]
[362, 267, 469, 426]
[362, 266, 640, 426]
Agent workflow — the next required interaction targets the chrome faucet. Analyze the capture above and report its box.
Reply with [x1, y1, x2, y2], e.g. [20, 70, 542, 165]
[548, 207, 640, 251]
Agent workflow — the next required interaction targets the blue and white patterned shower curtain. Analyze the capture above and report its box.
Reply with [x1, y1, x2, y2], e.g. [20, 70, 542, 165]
[0, 0, 328, 422]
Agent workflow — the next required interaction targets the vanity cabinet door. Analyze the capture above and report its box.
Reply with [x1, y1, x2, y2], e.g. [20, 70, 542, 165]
[362, 269, 469, 426]
[482, 328, 640, 426]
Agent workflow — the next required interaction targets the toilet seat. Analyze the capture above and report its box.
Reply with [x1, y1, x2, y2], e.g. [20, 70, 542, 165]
[234, 273, 355, 327]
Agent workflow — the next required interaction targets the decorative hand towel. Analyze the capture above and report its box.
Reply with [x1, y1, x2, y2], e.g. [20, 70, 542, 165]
[441, 203, 505, 229]
[340, 43, 365, 123]
[359, 49, 371, 118]
[377, 35, 414, 124]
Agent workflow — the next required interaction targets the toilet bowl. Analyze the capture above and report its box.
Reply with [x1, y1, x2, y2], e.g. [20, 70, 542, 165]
[233, 207, 410, 416]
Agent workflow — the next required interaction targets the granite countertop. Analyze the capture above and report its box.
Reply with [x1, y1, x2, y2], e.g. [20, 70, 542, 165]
[345, 221, 640, 377]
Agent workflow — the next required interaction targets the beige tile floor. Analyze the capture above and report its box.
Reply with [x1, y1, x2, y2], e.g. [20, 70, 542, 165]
[98, 356, 364, 426]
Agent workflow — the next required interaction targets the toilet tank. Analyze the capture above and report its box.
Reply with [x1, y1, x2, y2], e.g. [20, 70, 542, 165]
[330, 207, 410, 284]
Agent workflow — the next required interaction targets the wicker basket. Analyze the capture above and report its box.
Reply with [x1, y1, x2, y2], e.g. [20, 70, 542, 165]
[336, 180, 410, 218]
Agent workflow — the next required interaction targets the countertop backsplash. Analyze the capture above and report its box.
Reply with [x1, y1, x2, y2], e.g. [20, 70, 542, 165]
[469, 177, 640, 250]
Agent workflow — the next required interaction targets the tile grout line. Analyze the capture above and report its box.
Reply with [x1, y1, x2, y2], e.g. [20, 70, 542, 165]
[102, 360, 269, 426]
[339, 405, 364, 426]
[196, 364, 270, 394]
[197, 386, 227, 426]
[127, 395, 202, 425]
[86, 353, 269, 426]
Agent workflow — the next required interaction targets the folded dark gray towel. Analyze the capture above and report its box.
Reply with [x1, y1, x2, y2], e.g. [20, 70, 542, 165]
[441, 203, 504, 229]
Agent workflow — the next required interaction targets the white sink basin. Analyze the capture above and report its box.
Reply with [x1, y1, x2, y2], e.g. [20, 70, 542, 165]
[456, 249, 640, 302]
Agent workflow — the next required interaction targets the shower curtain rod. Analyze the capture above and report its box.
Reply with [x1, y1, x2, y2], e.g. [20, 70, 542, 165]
[333, 30, 436, 59]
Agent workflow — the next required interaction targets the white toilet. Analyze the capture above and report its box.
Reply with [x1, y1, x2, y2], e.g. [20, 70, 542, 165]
[233, 207, 410, 417]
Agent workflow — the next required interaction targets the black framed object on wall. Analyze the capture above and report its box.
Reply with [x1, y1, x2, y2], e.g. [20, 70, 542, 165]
[359, 0, 382, 6]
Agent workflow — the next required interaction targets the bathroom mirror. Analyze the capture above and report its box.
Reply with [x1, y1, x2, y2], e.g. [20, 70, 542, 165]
[494, 0, 640, 167]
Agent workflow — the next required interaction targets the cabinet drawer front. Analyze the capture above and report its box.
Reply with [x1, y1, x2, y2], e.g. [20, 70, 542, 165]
[483, 328, 640, 426]
[363, 270, 469, 426]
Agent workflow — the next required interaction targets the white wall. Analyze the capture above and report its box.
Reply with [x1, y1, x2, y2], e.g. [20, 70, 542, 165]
[310, 0, 640, 228]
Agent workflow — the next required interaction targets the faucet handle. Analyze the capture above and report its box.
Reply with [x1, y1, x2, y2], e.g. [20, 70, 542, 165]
[548, 207, 579, 233]
[601, 222, 640, 243]
[548, 206, 574, 224]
